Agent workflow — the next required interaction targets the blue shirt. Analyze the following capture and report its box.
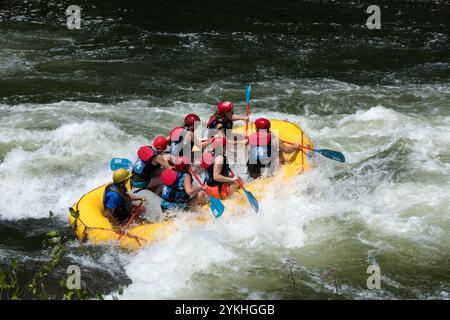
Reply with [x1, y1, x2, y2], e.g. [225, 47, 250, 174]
[104, 190, 122, 209]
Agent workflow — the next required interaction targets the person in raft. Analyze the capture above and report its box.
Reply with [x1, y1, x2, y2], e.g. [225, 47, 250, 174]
[247, 118, 300, 179]
[104, 168, 146, 226]
[160, 156, 208, 212]
[202, 137, 242, 200]
[206, 101, 249, 139]
[130, 135, 170, 193]
[167, 113, 214, 160]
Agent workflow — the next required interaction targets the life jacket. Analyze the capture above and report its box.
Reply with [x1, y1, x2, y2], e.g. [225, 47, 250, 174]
[160, 169, 191, 204]
[169, 127, 190, 157]
[103, 183, 132, 225]
[202, 150, 230, 187]
[131, 146, 160, 185]
[206, 116, 233, 137]
[248, 131, 272, 166]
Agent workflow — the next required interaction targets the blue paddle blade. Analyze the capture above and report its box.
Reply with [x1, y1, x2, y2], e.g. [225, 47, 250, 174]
[209, 196, 225, 218]
[243, 188, 259, 213]
[110, 158, 133, 171]
[245, 84, 252, 104]
[316, 149, 346, 163]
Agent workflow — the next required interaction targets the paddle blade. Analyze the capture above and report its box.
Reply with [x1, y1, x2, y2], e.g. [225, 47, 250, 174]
[316, 149, 346, 163]
[243, 188, 259, 213]
[245, 84, 252, 104]
[110, 158, 133, 171]
[209, 196, 225, 218]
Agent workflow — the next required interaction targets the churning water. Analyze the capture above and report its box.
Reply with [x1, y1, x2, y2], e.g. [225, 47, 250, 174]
[0, 0, 449, 299]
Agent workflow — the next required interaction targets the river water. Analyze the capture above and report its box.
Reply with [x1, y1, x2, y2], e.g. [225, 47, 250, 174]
[0, 0, 449, 299]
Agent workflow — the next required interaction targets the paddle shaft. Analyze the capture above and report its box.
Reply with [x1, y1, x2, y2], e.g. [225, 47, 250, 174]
[189, 167, 205, 186]
[189, 168, 225, 218]
[118, 199, 144, 239]
[229, 168, 259, 212]
[189, 167, 215, 195]
[281, 140, 314, 152]
[228, 168, 244, 189]
[245, 104, 249, 137]
[281, 139, 345, 162]
[245, 84, 251, 137]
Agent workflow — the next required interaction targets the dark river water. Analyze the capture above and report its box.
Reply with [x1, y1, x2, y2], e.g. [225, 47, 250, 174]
[0, 0, 449, 299]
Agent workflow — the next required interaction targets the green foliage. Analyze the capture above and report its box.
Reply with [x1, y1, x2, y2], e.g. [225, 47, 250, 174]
[0, 209, 117, 300]
[69, 208, 80, 232]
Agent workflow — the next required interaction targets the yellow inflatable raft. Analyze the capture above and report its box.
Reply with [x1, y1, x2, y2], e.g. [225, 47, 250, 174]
[68, 119, 314, 251]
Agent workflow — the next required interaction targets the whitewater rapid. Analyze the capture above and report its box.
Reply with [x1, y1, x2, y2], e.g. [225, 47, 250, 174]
[1, 80, 449, 299]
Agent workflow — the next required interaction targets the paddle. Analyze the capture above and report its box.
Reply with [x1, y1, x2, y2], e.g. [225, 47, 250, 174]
[110, 158, 133, 171]
[117, 199, 144, 240]
[245, 84, 251, 137]
[189, 168, 225, 218]
[229, 169, 259, 213]
[282, 140, 345, 163]
[110, 151, 171, 171]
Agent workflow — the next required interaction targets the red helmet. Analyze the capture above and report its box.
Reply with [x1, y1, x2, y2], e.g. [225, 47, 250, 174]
[153, 135, 168, 151]
[173, 156, 190, 171]
[212, 136, 227, 148]
[184, 114, 200, 127]
[255, 118, 271, 130]
[218, 101, 234, 113]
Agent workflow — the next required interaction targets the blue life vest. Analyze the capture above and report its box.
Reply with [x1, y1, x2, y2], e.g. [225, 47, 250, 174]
[169, 127, 190, 157]
[103, 183, 132, 225]
[161, 172, 191, 204]
[249, 132, 272, 166]
[131, 146, 160, 188]
[206, 116, 233, 137]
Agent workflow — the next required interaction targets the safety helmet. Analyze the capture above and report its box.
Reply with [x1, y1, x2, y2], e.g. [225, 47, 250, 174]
[153, 135, 168, 151]
[255, 118, 271, 130]
[173, 156, 191, 171]
[218, 101, 234, 113]
[184, 114, 200, 127]
[113, 168, 132, 184]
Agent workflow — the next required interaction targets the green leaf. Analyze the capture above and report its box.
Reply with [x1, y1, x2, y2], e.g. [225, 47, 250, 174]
[46, 231, 58, 237]
[11, 259, 17, 270]
[82, 290, 89, 300]
[48, 237, 62, 245]
[59, 279, 66, 288]
[50, 245, 63, 259]
[69, 208, 80, 219]
[49, 211, 54, 218]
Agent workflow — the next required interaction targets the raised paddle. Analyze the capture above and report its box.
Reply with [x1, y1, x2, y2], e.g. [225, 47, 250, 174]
[229, 169, 259, 213]
[110, 158, 133, 171]
[245, 84, 251, 137]
[189, 168, 225, 218]
[282, 140, 345, 163]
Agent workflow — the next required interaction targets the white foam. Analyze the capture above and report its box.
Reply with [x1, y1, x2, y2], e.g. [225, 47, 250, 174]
[0, 120, 141, 220]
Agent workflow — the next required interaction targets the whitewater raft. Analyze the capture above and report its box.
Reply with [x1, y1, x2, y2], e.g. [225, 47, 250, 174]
[68, 119, 314, 251]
